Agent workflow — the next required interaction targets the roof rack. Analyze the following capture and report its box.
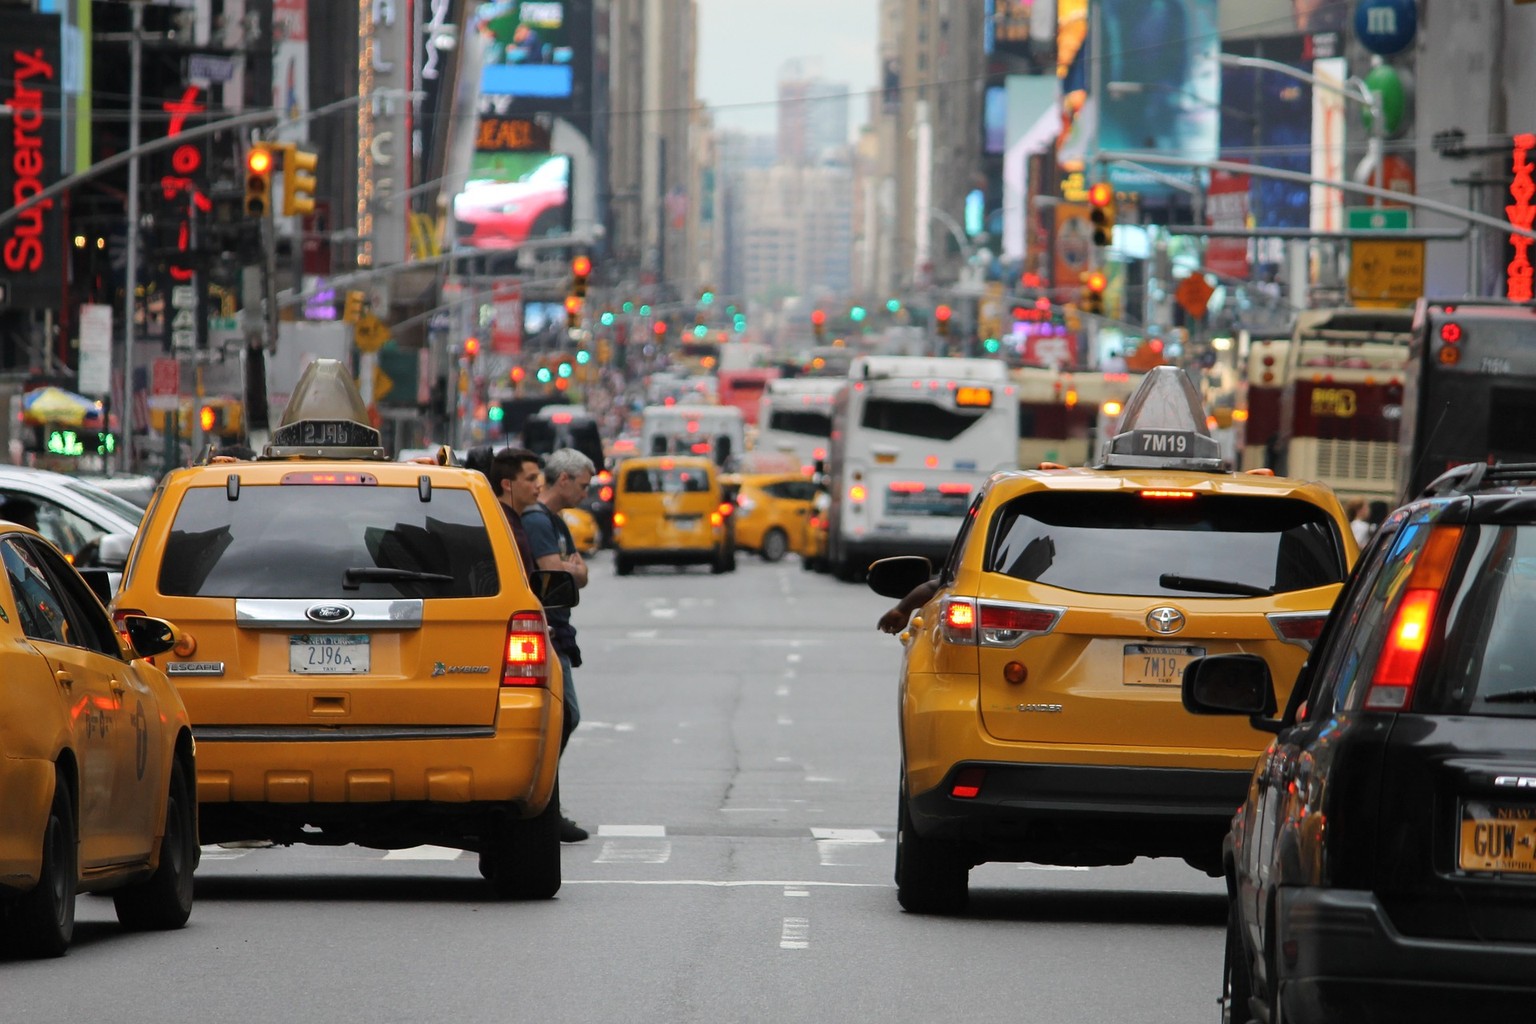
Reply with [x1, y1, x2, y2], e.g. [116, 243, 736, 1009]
[1419, 461, 1536, 498]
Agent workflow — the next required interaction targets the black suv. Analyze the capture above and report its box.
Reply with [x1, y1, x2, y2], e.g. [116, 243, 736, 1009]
[1183, 461, 1536, 1023]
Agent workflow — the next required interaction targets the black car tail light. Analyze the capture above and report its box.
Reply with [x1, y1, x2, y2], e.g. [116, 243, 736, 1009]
[1364, 525, 1463, 711]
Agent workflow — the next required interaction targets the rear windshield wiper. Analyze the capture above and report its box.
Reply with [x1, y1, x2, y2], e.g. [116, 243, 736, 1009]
[343, 567, 456, 590]
[1482, 687, 1536, 704]
[1159, 573, 1273, 597]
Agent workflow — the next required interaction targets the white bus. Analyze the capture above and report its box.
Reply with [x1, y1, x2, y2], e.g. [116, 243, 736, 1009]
[756, 376, 845, 475]
[639, 404, 747, 468]
[824, 355, 1018, 580]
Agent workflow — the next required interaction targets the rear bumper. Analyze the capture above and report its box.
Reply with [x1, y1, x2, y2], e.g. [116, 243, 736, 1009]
[615, 545, 718, 564]
[1276, 887, 1536, 1021]
[909, 761, 1246, 866]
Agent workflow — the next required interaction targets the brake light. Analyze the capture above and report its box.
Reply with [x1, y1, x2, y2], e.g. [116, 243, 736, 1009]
[113, 608, 141, 653]
[941, 598, 976, 643]
[1268, 611, 1329, 651]
[1140, 490, 1197, 500]
[613, 512, 627, 527]
[849, 485, 867, 503]
[717, 502, 733, 518]
[888, 481, 924, 493]
[938, 482, 972, 496]
[1364, 525, 1463, 711]
[978, 602, 1063, 647]
[503, 611, 550, 687]
[599, 486, 613, 501]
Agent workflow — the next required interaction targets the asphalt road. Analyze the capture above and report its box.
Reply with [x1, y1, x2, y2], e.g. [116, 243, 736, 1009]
[2, 552, 1228, 1024]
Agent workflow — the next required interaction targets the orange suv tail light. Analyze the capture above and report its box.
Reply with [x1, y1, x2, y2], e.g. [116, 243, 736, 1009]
[503, 610, 551, 687]
[941, 598, 1062, 647]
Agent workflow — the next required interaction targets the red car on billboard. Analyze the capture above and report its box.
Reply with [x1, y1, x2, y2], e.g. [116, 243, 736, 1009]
[453, 155, 570, 249]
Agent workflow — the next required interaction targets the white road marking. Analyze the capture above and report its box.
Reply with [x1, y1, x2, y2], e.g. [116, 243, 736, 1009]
[1019, 864, 1092, 871]
[577, 720, 637, 732]
[813, 828, 885, 866]
[560, 879, 885, 887]
[777, 715, 794, 725]
[594, 841, 672, 864]
[649, 607, 679, 619]
[780, 917, 811, 949]
[598, 824, 667, 837]
[786, 653, 802, 663]
[625, 630, 659, 639]
[784, 888, 809, 898]
[384, 845, 463, 860]
[775, 685, 791, 697]
[200, 845, 250, 861]
[811, 829, 883, 843]
[803, 775, 839, 783]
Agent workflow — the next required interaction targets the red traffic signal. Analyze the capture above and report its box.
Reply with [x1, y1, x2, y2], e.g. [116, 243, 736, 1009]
[935, 304, 953, 322]
[1088, 181, 1114, 208]
[810, 309, 827, 326]
[463, 336, 481, 357]
[247, 147, 273, 176]
[572, 255, 592, 278]
[1084, 271, 1107, 294]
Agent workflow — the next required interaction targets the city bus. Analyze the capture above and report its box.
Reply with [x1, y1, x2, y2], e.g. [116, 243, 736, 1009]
[1266, 307, 1414, 504]
[1398, 299, 1536, 501]
[521, 404, 605, 469]
[1237, 331, 1291, 472]
[1012, 367, 1143, 468]
[716, 367, 780, 426]
[824, 355, 1018, 580]
[639, 404, 747, 468]
[755, 376, 844, 475]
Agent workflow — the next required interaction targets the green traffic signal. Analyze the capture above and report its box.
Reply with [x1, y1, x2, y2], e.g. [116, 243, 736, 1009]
[558, 362, 573, 379]
[639, 304, 651, 316]
[693, 324, 708, 338]
[576, 350, 591, 364]
[983, 337, 1001, 354]
[622, 301, 634, 313]
[488, 404, 504, 422]
[700, 291, 715, 306]
[600, 311, 615, 326]
[850, 306, 867, 322]
[886, 298, 902, 313]
[536, 367, 553, 384]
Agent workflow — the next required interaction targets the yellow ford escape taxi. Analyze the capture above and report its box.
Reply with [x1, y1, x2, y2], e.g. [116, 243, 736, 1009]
[611, 456, 737, 575]
[868, 367, 1357, 914]
[0, 525, 193, 957]
[112, 360, 577, 900]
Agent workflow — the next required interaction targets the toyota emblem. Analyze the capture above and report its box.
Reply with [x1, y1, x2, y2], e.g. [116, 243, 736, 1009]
[1146, 606, 1185, 634]
[307, 604, 355, 623]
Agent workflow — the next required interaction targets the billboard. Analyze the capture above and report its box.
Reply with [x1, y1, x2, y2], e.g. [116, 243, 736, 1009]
[477, 1, 577, 98]
[1, 15, 65, 309]
[453, 152, 572, 249]
[1095, 0, 1220, 197]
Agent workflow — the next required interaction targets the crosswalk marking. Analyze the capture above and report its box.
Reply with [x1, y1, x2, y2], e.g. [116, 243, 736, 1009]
[780, 917, 810, 949]
[598, 824, 667, 837]
[383, 845, 463, 860]
[595, 840, 672, 864]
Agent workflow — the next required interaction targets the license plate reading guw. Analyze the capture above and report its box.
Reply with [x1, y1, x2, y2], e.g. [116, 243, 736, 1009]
[1122, 644, 1204, 687]
[1459, 803, 1536, 874]
[290, 634, 369, 674]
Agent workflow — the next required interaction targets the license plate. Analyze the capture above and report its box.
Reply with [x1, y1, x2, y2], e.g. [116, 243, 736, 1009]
[1122, 644, 1205, 687]
[1459, 802, 1536, 874]
[667, 515, 700, 527]
[290, 634, 369, 674]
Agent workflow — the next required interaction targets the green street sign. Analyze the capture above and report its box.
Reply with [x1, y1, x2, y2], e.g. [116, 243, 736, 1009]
[1347, 207, 1411, 231]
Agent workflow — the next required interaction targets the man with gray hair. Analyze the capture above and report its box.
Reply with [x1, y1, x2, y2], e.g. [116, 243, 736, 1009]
[520, 447, 595, 842]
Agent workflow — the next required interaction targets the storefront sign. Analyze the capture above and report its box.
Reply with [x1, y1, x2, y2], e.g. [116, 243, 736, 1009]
[1508, 133, 1535, 302]
[1, 16, 64, 309]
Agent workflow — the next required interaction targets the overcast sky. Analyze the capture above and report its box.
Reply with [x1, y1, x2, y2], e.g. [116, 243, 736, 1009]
[694, 0, 879, 140]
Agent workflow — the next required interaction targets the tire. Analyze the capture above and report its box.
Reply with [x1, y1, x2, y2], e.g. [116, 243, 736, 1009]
[485, 783, 562, 900]
[11, 771, 77, 958]
[1223, 897, 1256, 1024]
[615, 552, 634, 577]
[113, 758, 196, 932]
[895, 788, 969, 914]
[760, 528, 789, 563]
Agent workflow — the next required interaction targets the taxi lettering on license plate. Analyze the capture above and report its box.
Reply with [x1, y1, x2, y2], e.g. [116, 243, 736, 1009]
[290, 634, 369, 674]
[1122, 644, 1204, 687]
[1459, 803, 1536, 874]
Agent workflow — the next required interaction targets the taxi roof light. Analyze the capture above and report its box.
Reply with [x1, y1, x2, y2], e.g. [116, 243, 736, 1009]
[1096, 365, 1224, 472]
[266, 358, 384, 458]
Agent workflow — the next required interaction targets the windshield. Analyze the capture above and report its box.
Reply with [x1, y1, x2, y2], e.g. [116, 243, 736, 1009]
[623, 466, 713, 494]
[158, 486, 499, 599]
[986, 491, 1345, 597]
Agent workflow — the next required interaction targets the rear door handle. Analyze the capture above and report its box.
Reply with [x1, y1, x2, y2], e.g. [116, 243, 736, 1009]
[54, 670, 73, 688]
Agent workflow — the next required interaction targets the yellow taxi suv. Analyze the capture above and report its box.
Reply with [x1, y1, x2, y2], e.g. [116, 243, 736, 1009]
[611, 456, 737, 576]
[732, 472, 819, 563]
[868, 366, 1357, 914]
[0, 525, 193, 957]
[111, 360, 577, 900]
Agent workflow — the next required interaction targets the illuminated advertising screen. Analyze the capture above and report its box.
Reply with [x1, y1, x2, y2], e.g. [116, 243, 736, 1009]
[477, 1, 575, 98]
[453, 152, 572, 249]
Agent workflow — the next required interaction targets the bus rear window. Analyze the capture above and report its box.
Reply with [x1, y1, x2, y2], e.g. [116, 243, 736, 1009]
[986, 492, 1345, 597]
[768, 409, 831, 437]
[862, 398, 983, 441]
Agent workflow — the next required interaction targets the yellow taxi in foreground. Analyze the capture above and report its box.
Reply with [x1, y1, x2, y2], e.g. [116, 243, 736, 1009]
[112, 360, 577, 899]
[731, 472, 819, 562]
[868, 367, 1357, 914]
[611, 456, 736, 576]
[0, 526, 193, 957]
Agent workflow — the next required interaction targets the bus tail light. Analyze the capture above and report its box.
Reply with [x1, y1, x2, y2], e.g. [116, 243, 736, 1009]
[938, 482, 972, 496]
[888, 481, 924, 493]
[1364, 525, 1463, 711]
[503, 611, 551, 687]
[849, 484, 867, 503]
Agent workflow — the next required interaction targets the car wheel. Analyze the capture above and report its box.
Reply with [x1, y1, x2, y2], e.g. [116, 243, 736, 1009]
[760, 528, 788, 563]
[895, 788, 969, 914]
[11, 770, 77, 958]
[615, 553, 634, 577]
[485, 783, 562, 900]
[1222, 896, 1256, 1024]
[113, 757, 196, 932]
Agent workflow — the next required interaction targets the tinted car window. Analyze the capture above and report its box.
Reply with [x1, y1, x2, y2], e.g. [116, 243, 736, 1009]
[3, 538, 71, 644]
[623, 467, 712, 494]
[157, 486, 499, 599]
[986, 492, 1345, 597]
[1422, 524, 1536, 717]
[766, 409, 831, 438]
[862, 398, 981, 441]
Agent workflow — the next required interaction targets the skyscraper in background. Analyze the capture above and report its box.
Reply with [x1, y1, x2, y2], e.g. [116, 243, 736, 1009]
[777, 59, 850, 166]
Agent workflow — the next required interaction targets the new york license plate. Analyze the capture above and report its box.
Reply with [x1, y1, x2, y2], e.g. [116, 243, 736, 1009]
[1459, 802, 1536, 874]
[290, 634, 369, 674]
[1122, 644, 1204, 687]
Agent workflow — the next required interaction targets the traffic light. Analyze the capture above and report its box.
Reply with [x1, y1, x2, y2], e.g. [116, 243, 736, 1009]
[849, 305, 866, 323]
[571, 255, 590, 297]
[565, 293, 584, 331]
[886, 298, 902, 313]
[935, 304, 953, 337]
[811, 308, 827, 342]
[1081, 270, 1107, 315]
[199, 404, 217, 434]
[463, 336, 480, 358]
[281, 144, 319, 217]
[1088, 181, 1117, 247]
[244, 144, 274, 217]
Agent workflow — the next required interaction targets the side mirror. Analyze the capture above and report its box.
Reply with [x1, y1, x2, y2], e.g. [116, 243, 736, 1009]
[529, 569, 579, 609]
[1181, 653, 1281, 730]
[122, 614, 180, 659]
[866, 555, 934, 600]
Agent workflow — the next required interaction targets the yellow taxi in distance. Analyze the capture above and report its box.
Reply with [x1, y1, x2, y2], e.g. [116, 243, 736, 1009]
[0, 526, 194, 957]
[868, 367, 1357, 914]
[732, 472, 819, 562]
[560, 506, 599, 555]
[611, 456, 737, 576]
[111, 360, 578, 900]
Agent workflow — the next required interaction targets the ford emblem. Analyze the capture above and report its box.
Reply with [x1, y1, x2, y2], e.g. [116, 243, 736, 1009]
[307, 604, 355, 623]
[1146, 606, 1185, 635]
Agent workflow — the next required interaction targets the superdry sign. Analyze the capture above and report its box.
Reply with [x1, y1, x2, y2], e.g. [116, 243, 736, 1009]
[1, 16, 64, 309]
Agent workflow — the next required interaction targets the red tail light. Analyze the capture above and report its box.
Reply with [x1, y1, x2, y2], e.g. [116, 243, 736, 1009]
[717, 502, 733, 518]
[941, 598, 976, 643]
[950, 766, 987, 799]
[1364, 525, 1463, 711]
[888, 481, 925, 494]
[977, 602, 1063, 647]
[503, 610, 551, 687]
[1268, 611, 1329, 651]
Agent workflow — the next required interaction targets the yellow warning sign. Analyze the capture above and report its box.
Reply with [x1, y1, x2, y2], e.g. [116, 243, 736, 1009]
[1349, 239, 1424, 308]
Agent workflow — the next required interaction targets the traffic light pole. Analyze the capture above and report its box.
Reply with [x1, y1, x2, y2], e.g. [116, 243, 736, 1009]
[122, 0, 143, 471]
